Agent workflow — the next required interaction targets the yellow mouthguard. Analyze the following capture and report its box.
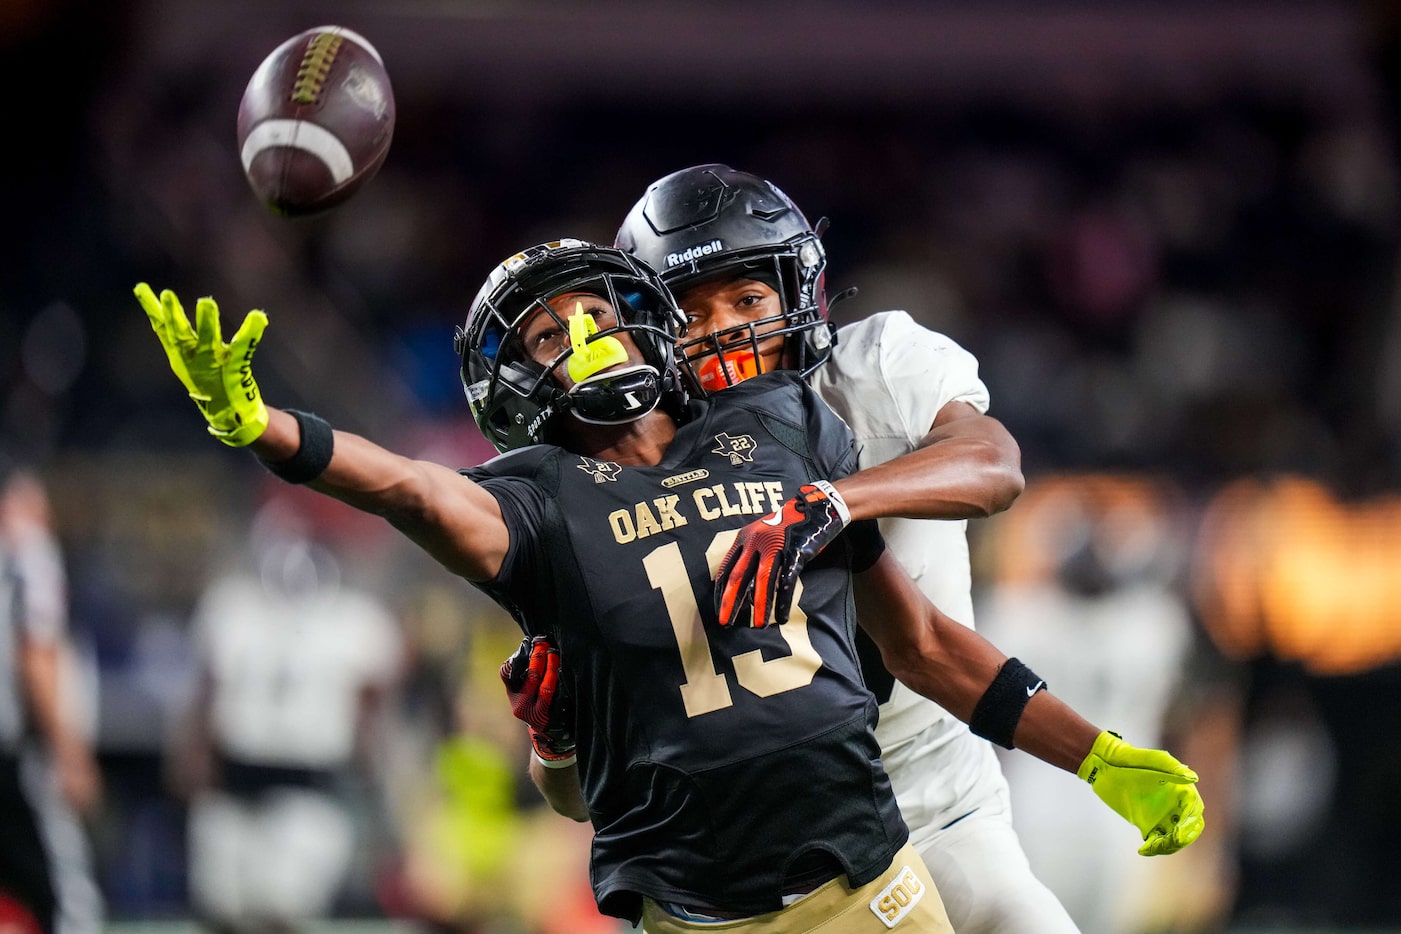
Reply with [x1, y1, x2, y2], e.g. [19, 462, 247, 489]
[566, 302, 629, 383]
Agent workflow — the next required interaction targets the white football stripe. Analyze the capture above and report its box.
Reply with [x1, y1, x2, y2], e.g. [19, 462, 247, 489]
[308, 25, 384, 65]
[240, 119, 355, 184]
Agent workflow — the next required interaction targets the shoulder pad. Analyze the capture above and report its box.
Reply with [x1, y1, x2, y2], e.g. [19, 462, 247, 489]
[462, 444, 557, 480]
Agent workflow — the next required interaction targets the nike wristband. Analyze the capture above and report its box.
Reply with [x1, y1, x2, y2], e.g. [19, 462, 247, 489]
[533, 749, 578, 769]
[808, 479, 851, 526]
[968, 657, 1046, 750]
[530, 728, 578, 769]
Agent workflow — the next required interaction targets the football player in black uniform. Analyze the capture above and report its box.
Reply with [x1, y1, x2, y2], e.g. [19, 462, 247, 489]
[134, 241, 1202, 932]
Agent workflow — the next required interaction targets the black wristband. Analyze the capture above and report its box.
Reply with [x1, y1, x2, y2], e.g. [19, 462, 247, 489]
[968, 657, 1046, 750]
[259, 409, 334, 484]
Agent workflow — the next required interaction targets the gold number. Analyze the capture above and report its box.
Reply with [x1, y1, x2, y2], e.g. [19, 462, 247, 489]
[643, 529, 822, 718]
[644, 540, 730, 717]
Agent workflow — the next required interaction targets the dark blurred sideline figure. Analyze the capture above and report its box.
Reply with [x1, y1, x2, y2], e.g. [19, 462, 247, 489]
[0, 457, 104, 934]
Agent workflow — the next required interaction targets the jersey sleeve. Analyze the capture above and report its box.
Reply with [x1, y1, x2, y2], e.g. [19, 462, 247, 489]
[341, 593, 404, 686]
[794, 379, 886, 573]
[819, 311, 991, 445]
[461, 469, 549, 628]
[796, 378, 863, 480]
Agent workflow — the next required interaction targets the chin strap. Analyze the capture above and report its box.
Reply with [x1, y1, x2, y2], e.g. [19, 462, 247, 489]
[567, 364, 663, 424]
[827, 286, 858, 314]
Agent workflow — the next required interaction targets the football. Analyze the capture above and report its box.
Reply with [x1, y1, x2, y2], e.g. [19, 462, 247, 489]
[236, 26, 395, 217]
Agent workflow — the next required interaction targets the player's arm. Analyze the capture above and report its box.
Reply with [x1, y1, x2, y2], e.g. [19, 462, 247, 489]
[831, 400, 1023, 522]
[715, 400, 1020, 628]
[853, 550, 1205, 857]
[852, 551, 1097, 768]
[499, 636, 589, 821]
[19, 637, 102, 815]
[165, 668, 217, 801]
[528, 755, 589, 822]
[254, 408, 509, 581]
[135, 283, 509, 582]
[2, 472, 102, 815]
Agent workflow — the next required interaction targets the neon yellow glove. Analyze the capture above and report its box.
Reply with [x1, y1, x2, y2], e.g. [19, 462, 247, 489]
[1078, 730, 1205, 857]
[134, 283, 270, 447]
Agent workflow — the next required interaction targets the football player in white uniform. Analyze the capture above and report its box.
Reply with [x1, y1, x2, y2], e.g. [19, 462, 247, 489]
[617, 164, 1082, 932]
[169, 514, 404, 930]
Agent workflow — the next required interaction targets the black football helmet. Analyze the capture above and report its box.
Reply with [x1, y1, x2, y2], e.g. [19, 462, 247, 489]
[456, 239, 688, 453]
[615, 164, 837, 391]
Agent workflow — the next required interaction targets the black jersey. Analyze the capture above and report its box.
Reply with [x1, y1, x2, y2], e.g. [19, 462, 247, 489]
[466, 372, 907, 921]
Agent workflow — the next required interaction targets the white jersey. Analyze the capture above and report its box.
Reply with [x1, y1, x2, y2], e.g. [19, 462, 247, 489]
[0, 520, 68, 750]
[192, 574, 401, 768]
[810, 310, 989, 752]
[810, 312, 1080, 933]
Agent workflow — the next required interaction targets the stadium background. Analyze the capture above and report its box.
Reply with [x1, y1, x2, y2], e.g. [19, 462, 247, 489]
[4, 0, 1401, 931]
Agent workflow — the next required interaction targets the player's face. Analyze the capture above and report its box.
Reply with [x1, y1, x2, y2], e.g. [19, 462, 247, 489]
[519, 291, 636, 388]
[675, 277, 787, 390]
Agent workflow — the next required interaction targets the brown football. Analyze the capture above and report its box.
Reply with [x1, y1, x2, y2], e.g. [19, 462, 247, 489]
[236, 26, 395, 217]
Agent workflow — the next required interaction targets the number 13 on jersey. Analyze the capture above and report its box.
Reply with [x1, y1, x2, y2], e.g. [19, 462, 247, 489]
[643, 528, 823, 718]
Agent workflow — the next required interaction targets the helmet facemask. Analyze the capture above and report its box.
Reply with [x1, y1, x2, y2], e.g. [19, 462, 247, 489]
[615, 164, 840, 397]
[458, 241, 687, 453]
[670, 237, 834, 394]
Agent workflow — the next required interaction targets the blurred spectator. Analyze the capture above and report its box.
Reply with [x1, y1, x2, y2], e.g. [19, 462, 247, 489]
[0, 458, 104, 933]
[1195, 476, 1401, 926]
[975, 476, 1210, 934]
[378, 591, 620, 933]
[165, 506, 404, 933]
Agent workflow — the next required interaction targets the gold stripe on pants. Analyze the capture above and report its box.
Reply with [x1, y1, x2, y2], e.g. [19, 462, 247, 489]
[641, 841, 954, 933]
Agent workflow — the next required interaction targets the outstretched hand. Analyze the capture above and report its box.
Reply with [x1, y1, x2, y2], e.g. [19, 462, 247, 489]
[1078, 730, 1206, 856]
[134, 282, 269, 446]
[714, 481, 850, 627]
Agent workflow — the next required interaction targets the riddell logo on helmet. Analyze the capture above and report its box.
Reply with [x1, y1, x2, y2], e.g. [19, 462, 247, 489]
[665, 239, 724, 267]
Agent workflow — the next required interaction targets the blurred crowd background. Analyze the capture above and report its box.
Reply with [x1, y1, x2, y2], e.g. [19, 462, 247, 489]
[5, 0, 1401, 931]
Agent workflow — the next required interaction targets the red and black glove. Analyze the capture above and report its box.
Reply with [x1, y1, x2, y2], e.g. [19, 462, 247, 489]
[500, 635, 577, 768]
[714, 480, 851, 627]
